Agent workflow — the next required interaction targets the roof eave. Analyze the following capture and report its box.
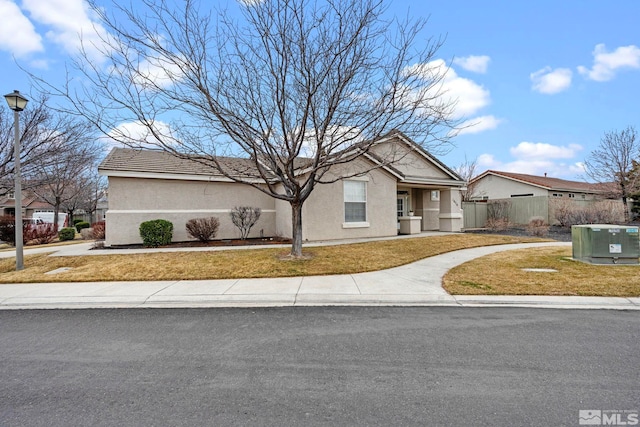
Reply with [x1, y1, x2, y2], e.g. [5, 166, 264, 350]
[99, 169, 270, 184]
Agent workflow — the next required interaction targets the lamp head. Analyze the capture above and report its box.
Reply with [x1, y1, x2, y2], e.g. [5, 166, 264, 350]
[4, 90, 28, 112]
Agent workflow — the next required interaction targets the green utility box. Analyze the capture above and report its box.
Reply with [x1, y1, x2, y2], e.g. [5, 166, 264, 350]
[572, 224, 639, 264]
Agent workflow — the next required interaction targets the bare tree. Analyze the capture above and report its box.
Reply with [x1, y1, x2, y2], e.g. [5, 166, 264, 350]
[0, 94, 89, 194]
[454, 156, 481, 202]
[30, 138, 100, 228]
[38, 0, 457, 257]
[79, 172, 108, 224]
[60, 170, 107, 224]
[584, 126, 639, 222]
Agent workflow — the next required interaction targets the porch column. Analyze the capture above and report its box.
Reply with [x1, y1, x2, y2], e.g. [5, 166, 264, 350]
[438, 188, 463, 232]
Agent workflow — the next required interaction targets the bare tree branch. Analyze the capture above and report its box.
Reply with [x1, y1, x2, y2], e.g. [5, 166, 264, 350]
[32, 0, 458, 256]
[584, 126, 639, 222]
[454, 156, 479, 202]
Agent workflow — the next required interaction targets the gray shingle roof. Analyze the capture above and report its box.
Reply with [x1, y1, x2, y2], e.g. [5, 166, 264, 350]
[99, 148, 261, 178]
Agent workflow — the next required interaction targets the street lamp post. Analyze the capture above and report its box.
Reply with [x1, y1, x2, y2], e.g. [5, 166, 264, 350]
[4, 90, 28, 271]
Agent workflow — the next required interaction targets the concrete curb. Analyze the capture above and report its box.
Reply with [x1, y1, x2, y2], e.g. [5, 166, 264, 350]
[0, 241, 637, 310]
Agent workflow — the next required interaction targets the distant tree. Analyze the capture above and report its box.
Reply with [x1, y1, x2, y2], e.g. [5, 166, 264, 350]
[0, 94, 90, 194]
[61, 170, 106, 224]
[36, 0, 458, 257]
[454, 156, 481, 202]
[30, 137, 100, 228]
[584, 126, 639, 222]
[627, 160, 640, 220]
[81, 172, 108, 224]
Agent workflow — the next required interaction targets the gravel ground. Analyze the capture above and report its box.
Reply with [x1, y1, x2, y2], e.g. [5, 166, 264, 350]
[465, 226, 573, 242]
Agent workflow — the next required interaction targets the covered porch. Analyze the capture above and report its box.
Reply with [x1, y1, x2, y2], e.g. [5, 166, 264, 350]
[396, 184, 463, 234]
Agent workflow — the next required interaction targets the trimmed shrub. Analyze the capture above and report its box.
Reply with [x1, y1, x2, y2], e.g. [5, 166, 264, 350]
[58, 227, 76, 241]
[75, 221, 90, 233]
[139, 219, 173, 247]
[92, 221, 106, 240]
[186, 217, 220, 242]
[526, 216, 549, 237]
[230, 206, 261, 239]
[25, 223, 58, 245]
[73, 218, 83, 226]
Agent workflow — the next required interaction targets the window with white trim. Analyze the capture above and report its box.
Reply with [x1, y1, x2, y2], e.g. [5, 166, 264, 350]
[344, 180, 367, 222]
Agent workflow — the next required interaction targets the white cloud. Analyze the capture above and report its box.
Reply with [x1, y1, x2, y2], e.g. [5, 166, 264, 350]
[0, 0, 43, 57]
[577, 44, 640, 82]
[457, 115, 502, 136]
[407, 59, 491, 118]
[134, 55, 185, 89]
[530, 66, 572, 94]
[509, 141, 582, 160]
[21, 0, 109, 61]
[477, 153, 498, 168]
[106, 120, 178, 149]
[453, 55, 490, 73]
[478, 142, 585, 178]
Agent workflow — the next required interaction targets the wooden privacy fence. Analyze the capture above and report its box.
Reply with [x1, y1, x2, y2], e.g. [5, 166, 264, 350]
[462, 197, 625, 229]
[462, 201, 488, 229]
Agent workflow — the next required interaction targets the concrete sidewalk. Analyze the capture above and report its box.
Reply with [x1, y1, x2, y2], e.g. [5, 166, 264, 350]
[0, 241, 638, 310]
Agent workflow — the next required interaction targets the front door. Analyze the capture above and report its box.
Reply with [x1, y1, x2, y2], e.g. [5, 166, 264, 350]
[397, 195, 408, 229]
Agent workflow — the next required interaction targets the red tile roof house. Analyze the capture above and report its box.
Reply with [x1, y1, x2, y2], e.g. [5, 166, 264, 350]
[98, 132, 466, 246]
[466, 170, 624, 226]
[469, 170, 615, 201]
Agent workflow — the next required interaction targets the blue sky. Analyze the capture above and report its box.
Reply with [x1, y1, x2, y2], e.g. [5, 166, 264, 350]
[1, 0, 639, 181]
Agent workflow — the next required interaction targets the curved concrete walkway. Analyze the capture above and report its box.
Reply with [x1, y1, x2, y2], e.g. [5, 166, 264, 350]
[0, 240, 638, 310]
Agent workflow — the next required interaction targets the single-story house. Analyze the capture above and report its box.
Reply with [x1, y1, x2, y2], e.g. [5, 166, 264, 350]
[469, 170, 612, 201]
[98, 132, 466, 246]
[0, 193, 56, 219]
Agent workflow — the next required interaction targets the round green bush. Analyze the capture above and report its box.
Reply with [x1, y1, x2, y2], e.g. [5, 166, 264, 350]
[75, 221, 90, 233]
[139, 219, 173, 248]
[73, 218, 83, 226]
[58, 227, 76, 241]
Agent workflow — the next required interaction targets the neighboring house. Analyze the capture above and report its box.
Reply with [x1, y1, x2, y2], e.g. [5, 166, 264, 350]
[463, 170, 623, 228]
[98, 132, 466, 246]
[469, 170, 612, 201]
[0, 193, 56, 220]
[95, 199, 108, 223]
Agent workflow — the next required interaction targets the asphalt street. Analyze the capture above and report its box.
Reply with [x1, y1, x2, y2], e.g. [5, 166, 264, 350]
[1, 307, 638, 426]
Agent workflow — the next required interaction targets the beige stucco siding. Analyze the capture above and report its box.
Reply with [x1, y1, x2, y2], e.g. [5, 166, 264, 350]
[371, 140, 451, 180]
[275, 195, 292, 239]
[472, 175, 548, 199]
[105, 177, 276, 245]
[547, 191, 598, 200]
[414, 189, 440, 230]
[301, 164, 398, 241]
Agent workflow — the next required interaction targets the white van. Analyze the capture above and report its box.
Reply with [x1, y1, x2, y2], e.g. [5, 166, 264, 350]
[32, 212, 68, 229]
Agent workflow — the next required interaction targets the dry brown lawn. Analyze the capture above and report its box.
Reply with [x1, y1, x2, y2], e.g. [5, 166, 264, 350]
[0, 234, 546, 283]
[443, 246, 640, 297]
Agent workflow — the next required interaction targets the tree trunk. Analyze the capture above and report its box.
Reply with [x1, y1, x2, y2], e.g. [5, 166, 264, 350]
[622, 196, 630, 223]
[290, 202, 303, 257]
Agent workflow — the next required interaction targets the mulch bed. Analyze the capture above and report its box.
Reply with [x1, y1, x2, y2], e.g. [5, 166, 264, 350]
[103, 237, 292, 250]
